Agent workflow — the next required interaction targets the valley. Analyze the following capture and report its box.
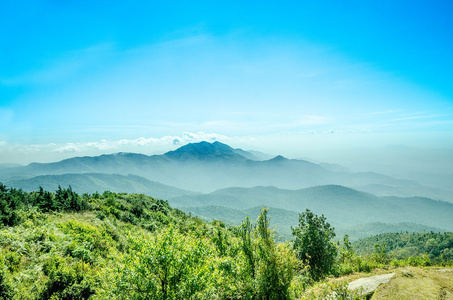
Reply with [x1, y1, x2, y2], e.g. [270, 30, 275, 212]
[1, 141, 452, 242]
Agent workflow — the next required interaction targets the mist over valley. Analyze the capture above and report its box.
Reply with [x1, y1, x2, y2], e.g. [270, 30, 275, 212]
[2, 141, 452, 241]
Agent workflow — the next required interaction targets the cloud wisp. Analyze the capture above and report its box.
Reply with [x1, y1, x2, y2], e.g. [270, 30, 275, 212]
[0, 132, 232, 164]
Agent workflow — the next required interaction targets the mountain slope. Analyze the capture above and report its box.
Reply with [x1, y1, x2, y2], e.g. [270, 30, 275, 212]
[0, 141, 448, 201]
[164, 141, 253, 161]
[170, 185, 453, 231]
[181, 204, 449, 241]
[6, 173, 195, 200]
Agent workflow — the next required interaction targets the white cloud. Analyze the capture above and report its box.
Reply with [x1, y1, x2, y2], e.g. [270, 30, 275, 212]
[0, 132, 233, 164]
[0, 132, 229, 155]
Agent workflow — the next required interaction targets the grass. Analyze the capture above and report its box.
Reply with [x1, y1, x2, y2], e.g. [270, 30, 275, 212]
[371, 267, 453, 300]
[301, 266, 453, 300]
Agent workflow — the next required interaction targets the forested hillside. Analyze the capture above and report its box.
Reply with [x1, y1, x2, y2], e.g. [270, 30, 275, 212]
[0, 183, 303, 299]
[353, 232, 453, 261]
[6, 173, 195, 200]
[0, 183, 451, 299]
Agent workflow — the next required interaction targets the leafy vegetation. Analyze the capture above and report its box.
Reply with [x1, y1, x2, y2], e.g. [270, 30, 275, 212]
[0, 183, 451, 299]
[292, 209, 337, 281]
[353, 232, 453, 262]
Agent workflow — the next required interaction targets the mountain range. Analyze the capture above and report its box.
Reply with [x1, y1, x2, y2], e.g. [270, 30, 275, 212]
[182, 204, 447, 241]
[1, 141, 452, 239]
[172, 185, 453, 232]
[1, 141, 450, 201]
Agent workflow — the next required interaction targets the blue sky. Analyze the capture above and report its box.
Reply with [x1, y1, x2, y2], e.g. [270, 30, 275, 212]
[1, 0, 452, 163]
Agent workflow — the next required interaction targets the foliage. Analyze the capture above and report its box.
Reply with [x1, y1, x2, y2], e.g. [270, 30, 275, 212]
[0, 183, 451, 299]
[371, 243, 392, 264]
[253, 208, 298, 299]
[0, 183, 25, 227]
[114, 226, 215, 299]
[0, 255, 13, 300]
[55, 185, 88, 212]
[292, 209, 337, 281]
[40, 255, 95, 300]
[300, 281, 365, 300]
[353, 232, 453, 262]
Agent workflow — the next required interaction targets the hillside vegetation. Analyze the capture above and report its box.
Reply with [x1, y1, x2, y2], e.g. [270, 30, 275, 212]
[353, 232, 453, 262]
[6, 173, 194, 200]
[0, 183, 451, 299]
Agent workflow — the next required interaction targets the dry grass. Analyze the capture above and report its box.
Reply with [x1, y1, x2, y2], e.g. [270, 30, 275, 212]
[329, 267, 398, 284]
[371, 267, 453, 300]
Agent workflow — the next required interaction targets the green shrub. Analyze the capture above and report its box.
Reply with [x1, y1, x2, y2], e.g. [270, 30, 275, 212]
[0, 256, 13, 299]
[114, 227, 216, 299]
[4, 252, 21, 273]
[292, 209, 337, 281]
[40, 256, 95, 300]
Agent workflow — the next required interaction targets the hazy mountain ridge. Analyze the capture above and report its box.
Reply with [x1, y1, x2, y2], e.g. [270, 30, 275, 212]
[170, 185, 453, 232]
[2, 141, 451, 242]
[0, 163, 22, 170]
[5, 171, 451, 240]
[180, 204, 448, 241]
[0, 141, 450, 201]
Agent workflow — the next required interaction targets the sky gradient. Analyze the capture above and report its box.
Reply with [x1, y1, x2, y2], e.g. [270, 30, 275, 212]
[1, 0, 452, 164]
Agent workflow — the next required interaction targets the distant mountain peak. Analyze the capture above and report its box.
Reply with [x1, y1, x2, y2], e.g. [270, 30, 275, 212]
[269, 155, 288, 162]
[164, 141, 248, 161]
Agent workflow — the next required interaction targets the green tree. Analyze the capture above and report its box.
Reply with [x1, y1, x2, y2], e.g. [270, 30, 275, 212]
[371, 243, 392, 264]
[291, 209, 337, 281]
[40, 256, 94, 300]
[254, 207, 296, 300]
[0, 184, 24, 226]
[339, 234, 354, 264]
[34, 186, 57, 212]
[237, 208, 297, 299]
[55, 185, 88, 212]
[240, 216, 256, 279]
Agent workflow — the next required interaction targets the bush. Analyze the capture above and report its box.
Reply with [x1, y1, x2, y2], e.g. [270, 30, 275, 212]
[114, 227, 215, 299]
[0, 256, 13, 299]
[40, 256, 94, 300]
[292, 209, 337, 281]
